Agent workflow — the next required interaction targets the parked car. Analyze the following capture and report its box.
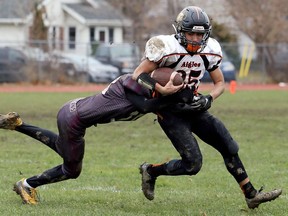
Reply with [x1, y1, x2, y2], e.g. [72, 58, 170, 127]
[93, 43, 141, 75]
[201, 51, 236, 82]
[22, 47, 49, 62]
[0, 47, 27, 83]
[53, 53, 120, 83]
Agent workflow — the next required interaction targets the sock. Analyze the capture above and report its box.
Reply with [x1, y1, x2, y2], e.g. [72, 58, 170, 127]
[148, 163, 167, 177]
[24, 165, 69, 188]
[241, 182, 257, 198]
[23, 179, 33, 188]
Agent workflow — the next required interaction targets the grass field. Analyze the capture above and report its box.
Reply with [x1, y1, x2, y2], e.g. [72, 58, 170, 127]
[0, 90, 287, 216]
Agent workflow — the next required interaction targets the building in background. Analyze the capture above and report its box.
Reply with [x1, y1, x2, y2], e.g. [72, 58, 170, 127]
[0, 0, 37, 47]
[0, 0, 132, 55]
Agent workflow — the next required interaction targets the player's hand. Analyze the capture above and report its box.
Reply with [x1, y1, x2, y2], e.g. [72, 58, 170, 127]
[190, 94, 213, 111]
[156, 74, 184, 95]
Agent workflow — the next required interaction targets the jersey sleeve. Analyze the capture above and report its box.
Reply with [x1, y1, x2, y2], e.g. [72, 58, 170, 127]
[144, 35, 178, 63]
[205, 38, 223, 72]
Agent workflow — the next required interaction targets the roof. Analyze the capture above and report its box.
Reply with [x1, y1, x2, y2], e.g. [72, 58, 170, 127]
[0, 0, 40, 23]
[63, 2, 131, 26]
[65, 2, 124, 20]
[0, 0, 132, 27]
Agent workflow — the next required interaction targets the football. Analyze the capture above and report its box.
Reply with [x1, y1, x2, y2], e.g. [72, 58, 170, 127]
[151, 67, 183, 86]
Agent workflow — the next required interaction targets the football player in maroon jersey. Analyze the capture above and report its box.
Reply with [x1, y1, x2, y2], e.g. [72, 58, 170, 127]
[0, 73, 184, 204]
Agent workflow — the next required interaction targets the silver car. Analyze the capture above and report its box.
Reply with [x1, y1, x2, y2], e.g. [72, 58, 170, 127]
[56, 53, 120, 83]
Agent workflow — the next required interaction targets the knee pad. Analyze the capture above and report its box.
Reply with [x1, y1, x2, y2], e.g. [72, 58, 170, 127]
[165, 157, 202, 176]
[184, 157, 202, 175]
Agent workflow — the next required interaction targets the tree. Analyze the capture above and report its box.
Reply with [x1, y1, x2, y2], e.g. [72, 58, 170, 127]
[228, 0, 288, 43]
[228, 0, 288, 82]
[106, 0, 160, 45]
[30, 4, 48, 42]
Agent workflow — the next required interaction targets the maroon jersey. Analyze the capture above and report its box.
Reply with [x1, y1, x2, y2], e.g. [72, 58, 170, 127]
[76, 74, 150, 127]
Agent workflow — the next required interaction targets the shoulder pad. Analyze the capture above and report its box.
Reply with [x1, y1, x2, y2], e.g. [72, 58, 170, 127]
[145, 35, 181, 62]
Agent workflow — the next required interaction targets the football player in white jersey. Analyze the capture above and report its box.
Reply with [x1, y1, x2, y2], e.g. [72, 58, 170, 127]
[133, 6, 282, 209]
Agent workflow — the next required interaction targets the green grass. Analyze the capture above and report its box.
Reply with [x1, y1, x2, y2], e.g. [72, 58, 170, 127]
[0, 90, 288, 216]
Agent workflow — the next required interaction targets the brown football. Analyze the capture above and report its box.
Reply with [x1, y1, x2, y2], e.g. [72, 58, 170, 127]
[150, 67, 183, 86]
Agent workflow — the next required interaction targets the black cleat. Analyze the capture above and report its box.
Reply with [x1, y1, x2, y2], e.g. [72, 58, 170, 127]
[246, 187, 282, 209]
[139, 162, 156, 200]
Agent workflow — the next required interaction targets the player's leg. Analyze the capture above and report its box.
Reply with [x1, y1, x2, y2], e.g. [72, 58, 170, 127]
[192, 111, 282, 209]
[15, 123, 60, 153]
[139, 111, 202, 200]
[14, 152, 84, 205]
[13, 164, 69, 204]
[0, 111, 60, 153]
[13, 102, 86, 204]
[155, 114, 202, 176]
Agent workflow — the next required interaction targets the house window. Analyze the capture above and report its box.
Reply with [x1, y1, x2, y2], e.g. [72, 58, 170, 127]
[69, 27, 76, 49]
[52, 27, 56, 49]
[99, 30, 105, 42]
[90, 27, 95, 42]
[109, 28, 114, 43]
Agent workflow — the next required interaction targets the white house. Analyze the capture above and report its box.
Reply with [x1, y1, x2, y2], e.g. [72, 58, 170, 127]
[0, 0, 132, 55]
[0, 0, 36, 47]
[39, 0, 132, 55]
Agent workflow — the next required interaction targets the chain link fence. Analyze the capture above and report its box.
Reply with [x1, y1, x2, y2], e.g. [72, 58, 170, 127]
[0, 40, 287, 84]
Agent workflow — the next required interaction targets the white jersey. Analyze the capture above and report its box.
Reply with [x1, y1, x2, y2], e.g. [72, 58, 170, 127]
[144, 34, 222, 90]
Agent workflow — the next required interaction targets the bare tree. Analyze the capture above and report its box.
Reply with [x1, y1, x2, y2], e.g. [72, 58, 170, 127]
[106, 0, 161, 44]
[30, 4, 48, 41]
[228, 0, 288, 43]
[228, 0, 288, 82]
[106, 0, 191, 50]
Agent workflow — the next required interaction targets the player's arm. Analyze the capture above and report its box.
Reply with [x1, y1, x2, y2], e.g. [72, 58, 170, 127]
[208, 67, 225, 100]
[132, 59, 182, 95]
[125, 88, 191, 113]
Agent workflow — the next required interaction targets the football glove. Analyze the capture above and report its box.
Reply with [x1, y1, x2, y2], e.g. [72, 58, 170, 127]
[189, 94, 213, 111]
